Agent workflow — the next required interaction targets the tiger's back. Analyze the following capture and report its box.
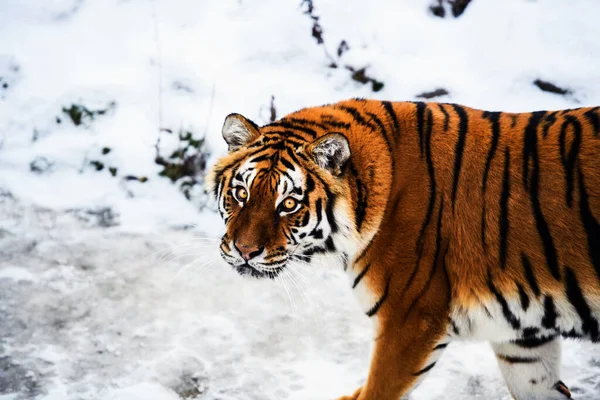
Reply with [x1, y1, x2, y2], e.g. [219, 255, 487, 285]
[409, 104, 600, 343]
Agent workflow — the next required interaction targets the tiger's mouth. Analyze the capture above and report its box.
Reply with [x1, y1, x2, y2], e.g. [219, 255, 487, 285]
[232, 262, 285, 279]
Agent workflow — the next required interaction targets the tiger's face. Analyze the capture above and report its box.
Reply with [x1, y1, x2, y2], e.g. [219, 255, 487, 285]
[207, 113, 352, 279]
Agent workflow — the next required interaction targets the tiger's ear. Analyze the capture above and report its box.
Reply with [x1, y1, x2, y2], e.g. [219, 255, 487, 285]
[222, 113, 260, 152]
[307, 133, 350, 177]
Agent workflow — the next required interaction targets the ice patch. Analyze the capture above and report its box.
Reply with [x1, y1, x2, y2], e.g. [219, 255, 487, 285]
[0, 267, 37, 282]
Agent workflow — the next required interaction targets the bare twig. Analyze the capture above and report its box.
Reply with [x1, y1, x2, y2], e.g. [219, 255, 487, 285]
[299, 0, 384, 91]
[202, 82, 216, 138]
[269, 95, 277, 122]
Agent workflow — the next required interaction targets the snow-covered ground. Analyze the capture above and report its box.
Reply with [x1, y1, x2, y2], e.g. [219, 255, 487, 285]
[1, 0, 600, 399]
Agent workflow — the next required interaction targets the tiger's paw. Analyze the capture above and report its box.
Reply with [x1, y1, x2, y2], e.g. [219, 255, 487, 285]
[336, 386, 362, 400]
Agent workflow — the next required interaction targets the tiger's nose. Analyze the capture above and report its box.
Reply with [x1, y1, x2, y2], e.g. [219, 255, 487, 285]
[234, 241, 264, 261]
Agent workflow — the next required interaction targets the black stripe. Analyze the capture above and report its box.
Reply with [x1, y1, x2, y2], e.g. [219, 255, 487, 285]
[559, 116, 582, 208]
[584, 107, 600, 135]
[213, 172, 224, 198]
[523, 111, 560, 280]
[488, 275, 521, 329]
[517, 283, 530, 311]
[481, 111, 501, 249]
[450, 104, 469, 213]
[413, 362, 436, 376]
[325, 189, 338, 234]
[542, 112, 557, 138]
[292, 186, 303, 197]
[382, 101, 400, 136]
[266, 120, 317, 137]
[366, 277, 391, 317]
[367, 110, 390, 143]
[450, 318, 460, 335]
[247, 140, 265, 149]
[523, 111, 546, 191]
[314, 198, 323, 224]
[309, 198, 323, 235]
[325, 236, 336, 252]
[354, 239, 375, 269]
[562, 328, 582, 339]
[285, 147, 304, 168]
[483, 304, 493, 318]
[341, 252, 349, 271]
[321, 114, 352, 129]
[287, 117, 327, 130]
[513, 335, 555, 348]
[249, 154, 272, 164]
[349, 163, 368, 231]
[416, 108, 437, 256]
[299, 210, 310, 227]
[577, 167, 600, 282]
[263, 130, 308, 145]
[415, 102, 427, 156]
[433, 342, 449, 351]
[280, 156, 296, 171]
[308, 170, 339, 235]
[541, 296, 558, 329]
[269, 138, 306, 149]
[499, 147, 511, 269]
[366, 110, 396, 172]
[522, 327, 539, 338]
[565, 266, 599, 340]
[352, 263, 371, 289]
[481, 111, 502, 190]
[521, 253, 541, 297]
[497, 355, 539, 364]
[282, 228, 294, 244]
[403, 198, 446, 323]
[439, 104, 450, 131]
[305, 173, 315, 194]
[337, 105, 378, 131]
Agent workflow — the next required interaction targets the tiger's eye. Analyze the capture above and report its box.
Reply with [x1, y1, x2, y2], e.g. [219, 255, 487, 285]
[282, 197, 297, 211]
[236, 187, 248, 201]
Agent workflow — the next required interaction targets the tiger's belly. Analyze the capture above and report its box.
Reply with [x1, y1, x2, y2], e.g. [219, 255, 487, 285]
[448, 294, 600, 342]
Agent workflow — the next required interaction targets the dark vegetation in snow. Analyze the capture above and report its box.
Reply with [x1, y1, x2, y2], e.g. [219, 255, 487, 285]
[430, 0, 473, 18]
[301, 0, 385, 92]
[155, 128, 210, 204]
[269, 95, 277, 123]
[30, 157, 54, 174]
[416, 88, 450, 99]
[58, 102, 116, 127]
[533, 79, 572, 96]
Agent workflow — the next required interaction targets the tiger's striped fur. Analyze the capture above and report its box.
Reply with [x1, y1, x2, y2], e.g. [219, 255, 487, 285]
[207, 99, 600, 399]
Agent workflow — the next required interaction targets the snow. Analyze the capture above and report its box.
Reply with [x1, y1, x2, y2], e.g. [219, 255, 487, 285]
[1, 0, 600, 399]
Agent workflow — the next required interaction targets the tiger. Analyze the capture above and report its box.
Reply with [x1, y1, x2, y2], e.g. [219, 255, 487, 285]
[206, 98, 600, 400]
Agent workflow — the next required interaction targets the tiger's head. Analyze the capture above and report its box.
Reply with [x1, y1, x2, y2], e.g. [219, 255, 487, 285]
[206, 112, 354, 279]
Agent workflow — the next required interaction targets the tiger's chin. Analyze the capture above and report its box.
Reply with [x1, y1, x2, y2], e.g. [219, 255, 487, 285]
[232, 262, 286, 279]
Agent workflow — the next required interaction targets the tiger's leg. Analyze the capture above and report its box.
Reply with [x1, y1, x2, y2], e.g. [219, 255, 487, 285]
[336, 318, 449, 400]
[491, 337, 572, 400]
